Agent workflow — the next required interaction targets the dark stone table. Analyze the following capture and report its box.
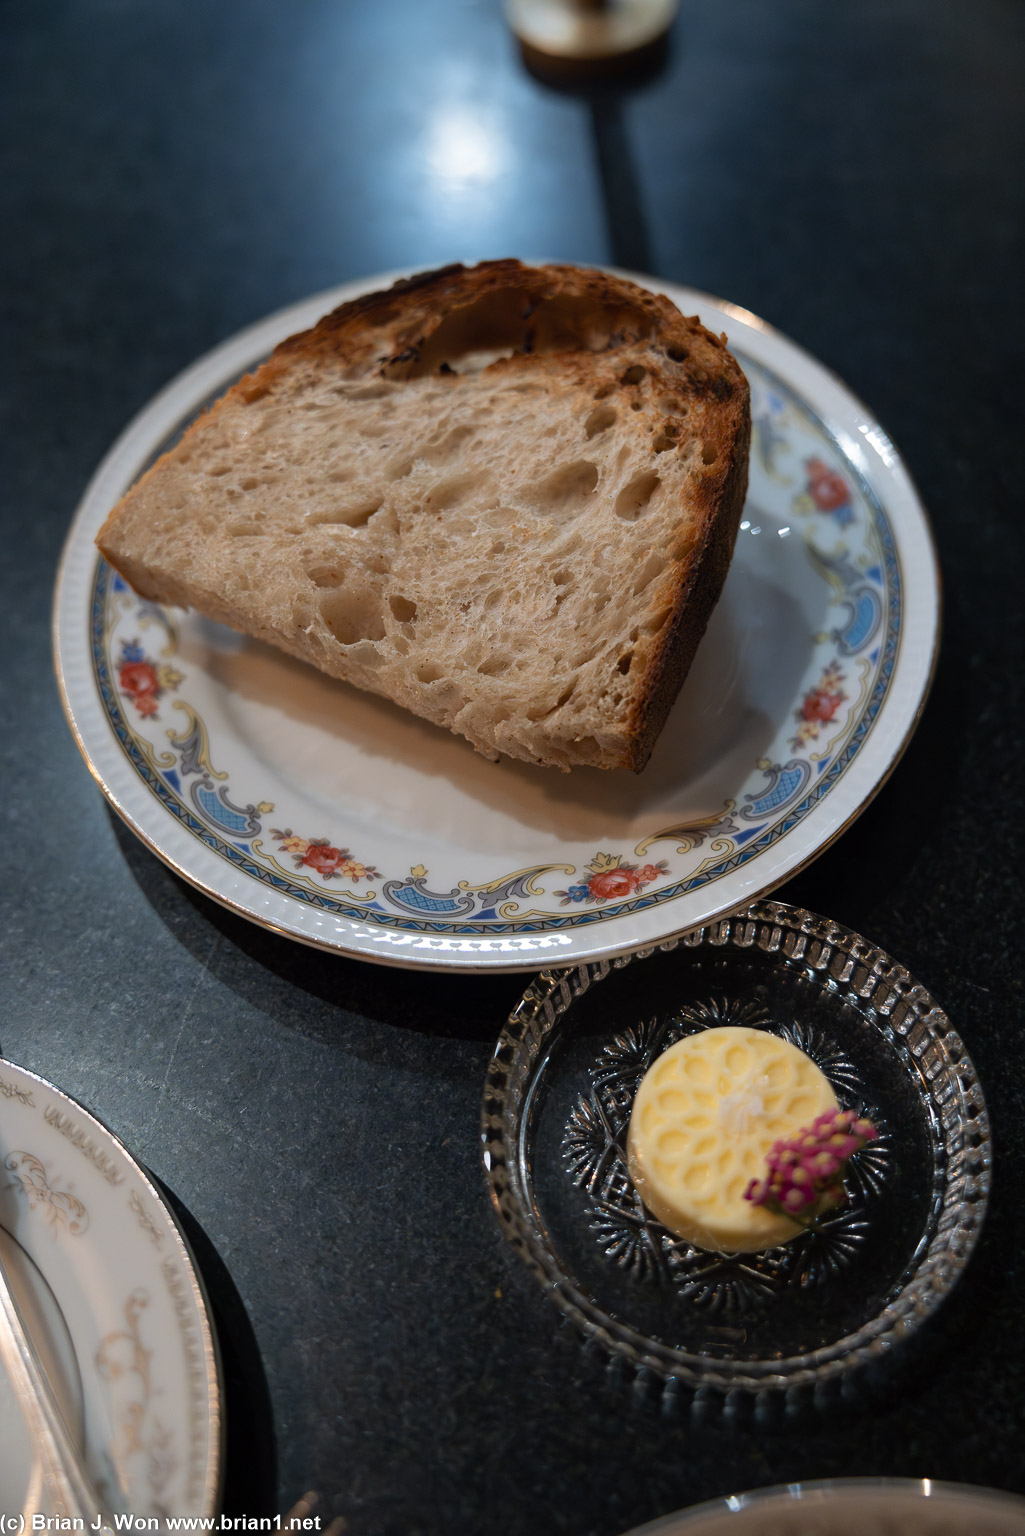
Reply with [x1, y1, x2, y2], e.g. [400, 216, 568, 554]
[2, 2, 1022, 1529]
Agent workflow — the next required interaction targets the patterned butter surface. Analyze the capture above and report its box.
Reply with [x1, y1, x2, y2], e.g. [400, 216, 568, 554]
[627, 1026, 838, 1254]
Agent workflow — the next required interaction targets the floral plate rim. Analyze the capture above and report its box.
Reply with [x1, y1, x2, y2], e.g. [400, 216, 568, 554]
[0, 1056, 223, 1513]
[54, 269, 940, 971]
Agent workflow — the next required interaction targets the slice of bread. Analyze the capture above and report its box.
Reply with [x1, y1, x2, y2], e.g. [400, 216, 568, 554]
[97, 261, 750, 771]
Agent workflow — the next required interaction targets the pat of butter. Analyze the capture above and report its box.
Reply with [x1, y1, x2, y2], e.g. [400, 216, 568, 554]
[626, 1025, 838, 1254]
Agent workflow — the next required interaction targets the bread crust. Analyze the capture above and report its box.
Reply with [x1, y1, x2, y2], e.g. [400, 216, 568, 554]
[98, 261, 750, 772]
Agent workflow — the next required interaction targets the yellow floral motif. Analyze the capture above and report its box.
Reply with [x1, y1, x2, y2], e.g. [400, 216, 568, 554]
[792, 719, 823, 747]
[587, 852, 624, 875]
[277, 835, 309, 855]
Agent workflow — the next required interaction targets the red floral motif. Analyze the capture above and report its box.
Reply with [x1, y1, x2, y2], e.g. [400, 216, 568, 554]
[301, 841, 347, 877]
[121, 662, 160, 715]
[801, 687, 845, 723]
[557, 854, 669, 906]
[805, 458, 850, 512]
[792, 660, 847, 748]
[117, 640, 182, 719]
[271, 829, 380, 884]
[588, 867, 636, 901]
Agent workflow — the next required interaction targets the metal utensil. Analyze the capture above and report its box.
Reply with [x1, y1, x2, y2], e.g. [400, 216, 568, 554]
[0, 1238, 115, 1528]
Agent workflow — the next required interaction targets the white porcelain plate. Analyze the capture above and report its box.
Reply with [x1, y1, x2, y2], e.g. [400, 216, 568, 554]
[0, 1060, 222, 1514]
[55, 270, 939, 971]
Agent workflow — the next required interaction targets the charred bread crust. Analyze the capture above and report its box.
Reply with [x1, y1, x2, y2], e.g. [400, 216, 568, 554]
[625, 406, 751, 771]
[244, 260, 717, 388]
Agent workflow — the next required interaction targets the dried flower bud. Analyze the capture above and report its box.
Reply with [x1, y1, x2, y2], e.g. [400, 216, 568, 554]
[744, 1106, 878, 1224]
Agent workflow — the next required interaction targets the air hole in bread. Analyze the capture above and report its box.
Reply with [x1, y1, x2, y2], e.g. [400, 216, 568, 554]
[308, 496, 383, 528]
[240, 476, 262, 491]
[389, 594, 418, 623]
[385, 455, 414, 481]
[421, 425, 474, 466]
[349, 642, 383, 668]
[428, 474, 479, 513]
[528, 460, 598, 516]
[443, 346, 518, 374]
[652, 433, 676, 453]
[350, 499, 386, 529]
[306, 564, 346, 589]
[320, 590, 386, 645]
[477, 653, 511, 676]
[205, 464, 232, 477]
[416, 661, 445, 684]
[666, 346, 688, 363]
[620, 364, 646, 386]
[702, 444, 719, 465]
[584, 404, 617, 438]
[617, 651, 633, 675]
[615, 471, 661, 521]
[630, 400, 644, 412]
[388, 290, 528, 379]
[349, 382, 393, 401]
[633, 552, 666, 592]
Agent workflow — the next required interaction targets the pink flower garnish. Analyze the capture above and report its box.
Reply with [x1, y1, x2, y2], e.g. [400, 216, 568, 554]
[744, 1108, 877, 1223]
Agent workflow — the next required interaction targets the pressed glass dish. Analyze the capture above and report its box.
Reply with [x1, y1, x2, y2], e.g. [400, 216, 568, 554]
[481, 901, 990, 1412]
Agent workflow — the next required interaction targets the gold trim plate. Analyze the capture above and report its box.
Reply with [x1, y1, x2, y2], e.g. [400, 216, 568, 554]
[54, 270, 940, 971]
[0, 1060, 223, 1512]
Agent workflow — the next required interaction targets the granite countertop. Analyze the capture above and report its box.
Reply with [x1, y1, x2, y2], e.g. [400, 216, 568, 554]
[1, 1, 1023, 1529]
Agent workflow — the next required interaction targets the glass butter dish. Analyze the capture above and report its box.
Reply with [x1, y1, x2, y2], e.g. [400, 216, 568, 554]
[481, 901, 990, 1413]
